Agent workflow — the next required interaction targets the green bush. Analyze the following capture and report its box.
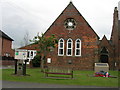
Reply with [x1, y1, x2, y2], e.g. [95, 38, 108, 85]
[32, 55, 41, 67]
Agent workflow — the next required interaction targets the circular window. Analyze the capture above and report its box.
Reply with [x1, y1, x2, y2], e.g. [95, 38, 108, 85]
[64, 18, 76, 30]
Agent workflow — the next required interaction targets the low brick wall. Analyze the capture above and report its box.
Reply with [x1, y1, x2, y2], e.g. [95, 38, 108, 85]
[0, 60, 15, 66]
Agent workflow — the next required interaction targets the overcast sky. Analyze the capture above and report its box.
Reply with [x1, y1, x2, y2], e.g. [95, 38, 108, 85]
[1, 0, 120, 49]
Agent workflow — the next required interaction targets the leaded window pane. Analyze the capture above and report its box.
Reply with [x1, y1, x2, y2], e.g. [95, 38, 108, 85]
[59, 49, 63, 55]
[68, 49, 71, 55]
[77, 40, 80, 42]
[60, 39, 63, 42]
[75, 39, 81, 56]
[76, 49, 80, 55]
[58, 38, 64, 56]
[60, 43, 63, 48]
[68, 43, 71, 48]
[68, 39, 72, 42]
[77, 43, 80, 48]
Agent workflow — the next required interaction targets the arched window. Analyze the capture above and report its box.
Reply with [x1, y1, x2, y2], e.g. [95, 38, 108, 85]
[58, 38, 64, 56]
[66, 38, 73, 56]
[100, 47, 109, 63]
[75, 39, 81, 56]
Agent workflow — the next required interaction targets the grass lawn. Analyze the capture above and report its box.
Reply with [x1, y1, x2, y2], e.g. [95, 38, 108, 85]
[2, 68, 119, 87]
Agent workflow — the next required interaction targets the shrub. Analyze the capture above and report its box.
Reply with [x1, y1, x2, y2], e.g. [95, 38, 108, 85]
[32, 55, 41, 67]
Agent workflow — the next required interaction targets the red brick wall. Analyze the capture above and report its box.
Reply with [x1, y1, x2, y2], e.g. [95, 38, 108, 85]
[2, 38, 14, 57]
[99, 36, 115, 70]
[1, 60, 15, 66]
[110, 8, 119, 70]
[44, 2, 99, 70]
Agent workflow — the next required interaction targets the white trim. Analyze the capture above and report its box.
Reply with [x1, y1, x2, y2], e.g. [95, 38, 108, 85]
[75, 39, 81, 56]
[27, 50, 37, 59]
[58, 38, 64, 56]
[66, 38, 73, 56]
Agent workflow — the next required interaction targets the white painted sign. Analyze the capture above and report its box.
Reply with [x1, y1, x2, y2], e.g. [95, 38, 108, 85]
[15, 49, 28, 60]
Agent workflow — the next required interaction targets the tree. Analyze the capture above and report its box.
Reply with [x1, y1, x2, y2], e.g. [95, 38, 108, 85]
[31, 33, 57, 72]
[23, 31, 30, 46]
[32, 55, 41, 67]
[20, 31, 30, 47]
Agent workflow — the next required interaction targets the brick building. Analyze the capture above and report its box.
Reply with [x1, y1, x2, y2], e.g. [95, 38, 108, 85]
[0, 30, 14, 59]
[20, 2, 120, 70]
[44, 2, 99, 70]
[19, 44, 37, 64]
[0, 30, 14, 65]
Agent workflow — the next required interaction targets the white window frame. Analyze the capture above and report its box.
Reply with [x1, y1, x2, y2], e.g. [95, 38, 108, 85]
[58, 38, 64, 56]
[27, 50, 37, 59]
[66, 38, 73, 56]
[75, 39, 81, 56]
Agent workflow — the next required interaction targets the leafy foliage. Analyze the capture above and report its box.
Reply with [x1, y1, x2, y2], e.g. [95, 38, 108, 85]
[32, 55, 41, 67]
[31, 33, 58, 53]
[31, 33, 58, 71]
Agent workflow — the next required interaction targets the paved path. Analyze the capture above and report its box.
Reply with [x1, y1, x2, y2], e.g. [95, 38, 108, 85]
[2, 80, 114, 88]
[0, 66, 14, 69]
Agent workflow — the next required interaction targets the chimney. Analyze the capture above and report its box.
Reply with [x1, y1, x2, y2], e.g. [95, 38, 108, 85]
[113, 7, 118, 26]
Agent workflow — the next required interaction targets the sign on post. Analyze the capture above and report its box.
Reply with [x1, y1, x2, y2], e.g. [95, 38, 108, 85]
[15, 49, 28, 60]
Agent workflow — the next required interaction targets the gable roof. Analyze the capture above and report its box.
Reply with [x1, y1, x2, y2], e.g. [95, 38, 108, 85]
[100, 35, 112, 46]
[19, 43, 38, 50]
[102, 35, 109, 42]
[0, 30, 14, 41]
[44, 2, 99, 39]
